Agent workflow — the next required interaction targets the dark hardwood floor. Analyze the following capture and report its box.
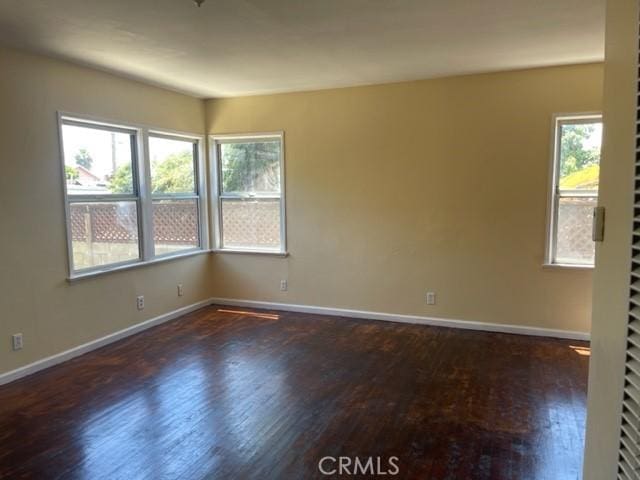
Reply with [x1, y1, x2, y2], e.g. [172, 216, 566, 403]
[0, 306, 589, 480]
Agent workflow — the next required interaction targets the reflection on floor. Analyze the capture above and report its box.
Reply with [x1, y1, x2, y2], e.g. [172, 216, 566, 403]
[0, 305, 589, 479]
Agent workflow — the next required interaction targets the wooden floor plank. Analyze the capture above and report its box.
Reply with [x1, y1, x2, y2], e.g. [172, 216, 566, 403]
[0, 305, 589, 479]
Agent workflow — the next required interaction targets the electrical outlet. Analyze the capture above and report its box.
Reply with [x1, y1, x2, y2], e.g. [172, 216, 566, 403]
[280, 279, 288, 292]
[426, 292, 436, 305]
[12, 333, 23, 351]
[137, 295, 145, 310]
[177, 284, 184, 297]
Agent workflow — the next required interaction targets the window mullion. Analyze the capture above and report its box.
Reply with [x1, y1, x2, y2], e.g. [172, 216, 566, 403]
[211, 142, 222, 250]
[551, 187, 561, 264]
[219, 193, 282, 199]
[151, 193, 200, 200]
[138, 128, 155, 261]
[557, 190, 599, 198]
[195, 139, 209, 250]
[67, 195, 139, 203]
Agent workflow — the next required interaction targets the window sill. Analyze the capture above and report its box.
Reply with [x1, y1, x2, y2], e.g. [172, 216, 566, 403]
[212, 249, 289, 257]
[67, 249, 209, 282]
[542, 262, 594, 270]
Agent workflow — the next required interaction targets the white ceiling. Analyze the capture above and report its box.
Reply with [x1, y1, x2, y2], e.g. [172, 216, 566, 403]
[0, 0, 605, 98]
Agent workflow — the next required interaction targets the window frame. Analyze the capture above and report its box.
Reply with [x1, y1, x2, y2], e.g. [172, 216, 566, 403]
[148, 131, 205, 259]
[544, 112, 602, 268]
[210, 132, 287, 255]
[57, 112, 208, 280]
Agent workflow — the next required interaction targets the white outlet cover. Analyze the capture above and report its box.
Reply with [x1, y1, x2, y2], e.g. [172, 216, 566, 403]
[12, 333, 23, 351]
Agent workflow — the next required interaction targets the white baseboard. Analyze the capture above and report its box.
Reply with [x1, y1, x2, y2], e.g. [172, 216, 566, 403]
[0, 298, 214, 386]
[210, 297, 591, 341]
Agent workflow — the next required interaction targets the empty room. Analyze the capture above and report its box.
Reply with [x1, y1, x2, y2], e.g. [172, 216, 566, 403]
[0, 0, 636, 478]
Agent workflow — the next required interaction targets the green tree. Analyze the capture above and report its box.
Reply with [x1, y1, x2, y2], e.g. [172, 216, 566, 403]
[74, 148, 93, 170]
[222, 142, 280, 192]
[107, 151, 195, 194]
[65, 165, 79, 182]
[560, 125, 600, 178]
[108, 163, 133, 193]
[108, 144, 279, 194]
[151, 151, 194, 194]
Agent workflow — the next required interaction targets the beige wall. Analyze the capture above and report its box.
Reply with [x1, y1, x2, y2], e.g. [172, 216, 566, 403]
[206, 64, 603, 334]
[583, 0, 637, 477]
[0, 46, 604, 379]
[0, 47, 213, 375]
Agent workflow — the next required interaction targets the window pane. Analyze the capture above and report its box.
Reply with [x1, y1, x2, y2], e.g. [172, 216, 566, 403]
[220, 141, 281, 194]
[153, 199, 199, 255]
[62, 123, 135, 195]
[149, 137, 196, 194]
[70, 202, 139, 270]
[558, 121, 602, 191]
[221, 199, 281, 250]
[555, 196, 596, 265]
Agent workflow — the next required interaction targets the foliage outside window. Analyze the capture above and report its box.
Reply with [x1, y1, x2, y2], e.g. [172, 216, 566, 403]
[212, 134, 286, 253]
[547, 114, 602, 266]
[60, 116, 205, 276]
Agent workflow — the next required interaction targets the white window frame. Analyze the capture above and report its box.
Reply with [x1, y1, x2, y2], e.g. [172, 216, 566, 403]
[58, 112, 208, 280]
[147, 131, 206, 260]
[210, 132, 287, 255]
[544, 112, 602, 268]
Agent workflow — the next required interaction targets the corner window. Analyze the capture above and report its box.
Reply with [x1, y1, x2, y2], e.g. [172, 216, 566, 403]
[212, 133, 286, 254]
[59, 115, 206, 277]
[546, 114, 602, 267]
